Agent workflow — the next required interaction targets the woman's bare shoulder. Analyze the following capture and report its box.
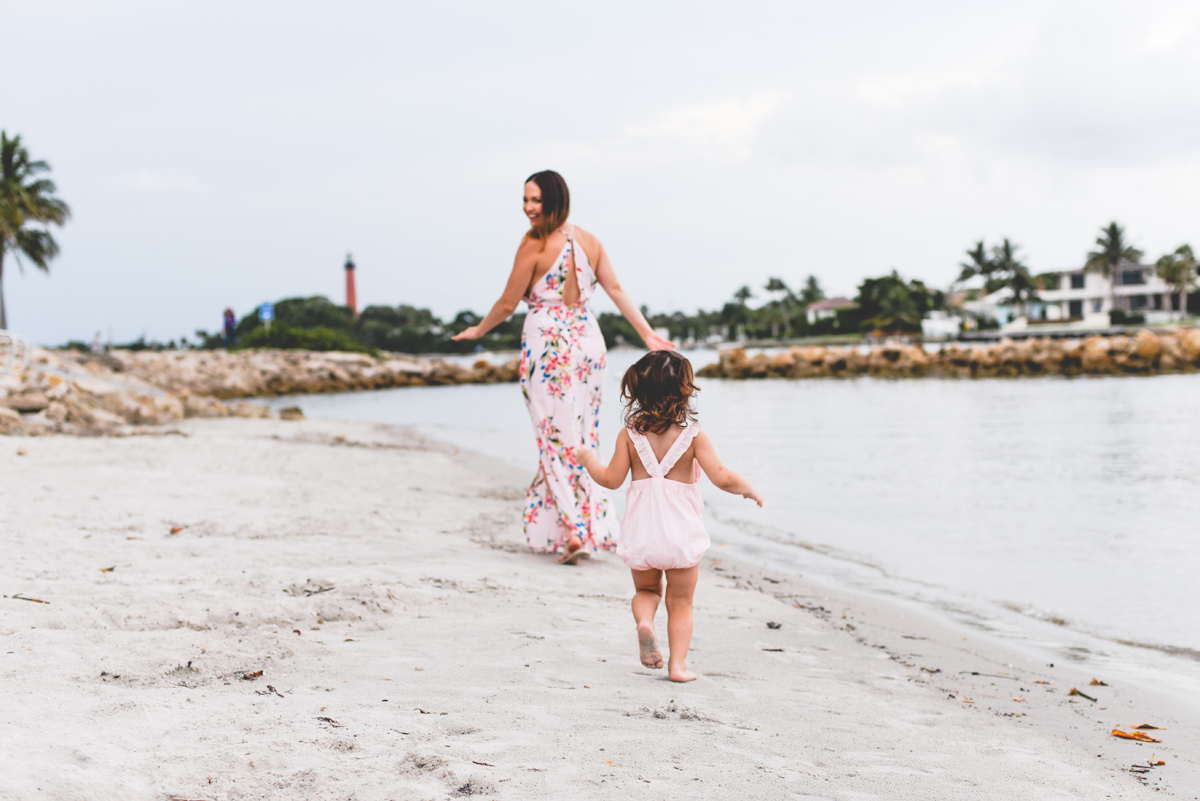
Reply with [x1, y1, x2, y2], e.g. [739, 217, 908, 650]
[572, 226, 604, 264]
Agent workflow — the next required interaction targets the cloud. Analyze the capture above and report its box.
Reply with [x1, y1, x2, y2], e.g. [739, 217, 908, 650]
[104, 169, 212, 195]
[619, 93, 786, 163]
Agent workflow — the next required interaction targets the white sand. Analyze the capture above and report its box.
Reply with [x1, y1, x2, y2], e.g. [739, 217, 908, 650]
[2, 418, 1195, 800]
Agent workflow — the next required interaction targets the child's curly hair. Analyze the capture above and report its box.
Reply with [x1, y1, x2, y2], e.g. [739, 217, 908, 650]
[620, 350, 699, 434]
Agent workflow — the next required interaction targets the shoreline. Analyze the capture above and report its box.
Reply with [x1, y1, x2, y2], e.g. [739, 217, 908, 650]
[699, 329, 1200, 380]
[2, 418, 1194, 798]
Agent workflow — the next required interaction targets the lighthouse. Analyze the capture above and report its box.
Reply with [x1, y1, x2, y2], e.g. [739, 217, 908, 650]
[344, 253, 357, 316]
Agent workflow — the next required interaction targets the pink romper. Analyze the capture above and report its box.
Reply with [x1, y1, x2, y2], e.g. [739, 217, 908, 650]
[617, 424, 711, 571]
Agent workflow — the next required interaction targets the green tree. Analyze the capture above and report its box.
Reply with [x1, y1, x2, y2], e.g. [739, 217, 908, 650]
[0, 132, 71, 329]
[799, 275, 825, 306]
[732, 285, 753, 306]
[1085, 222, 1144, 317]
[853, 271, 941, 333]
[1155, 244, 1197, 318]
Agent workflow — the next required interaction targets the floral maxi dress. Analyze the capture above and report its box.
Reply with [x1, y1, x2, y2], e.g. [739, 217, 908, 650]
[519, 226, 618, 553]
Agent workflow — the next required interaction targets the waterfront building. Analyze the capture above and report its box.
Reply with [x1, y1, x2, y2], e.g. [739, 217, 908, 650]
[964, 264, 1186, 331]
[806, 297, 858, 325]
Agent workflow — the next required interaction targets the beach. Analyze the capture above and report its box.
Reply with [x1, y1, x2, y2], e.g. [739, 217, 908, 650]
[2, 417, 1195, 800]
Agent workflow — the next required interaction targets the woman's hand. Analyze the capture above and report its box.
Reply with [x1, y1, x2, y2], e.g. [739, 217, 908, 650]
[452, 326, 485, 342]
[642, 331, 677, 351]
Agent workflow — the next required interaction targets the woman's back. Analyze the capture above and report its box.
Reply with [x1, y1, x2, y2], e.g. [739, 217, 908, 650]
[523, 225, 599, 311]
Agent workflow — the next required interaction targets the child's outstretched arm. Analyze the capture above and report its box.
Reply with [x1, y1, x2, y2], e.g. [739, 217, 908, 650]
[693, 430, 763, 507]
[579, 429, 633, 490]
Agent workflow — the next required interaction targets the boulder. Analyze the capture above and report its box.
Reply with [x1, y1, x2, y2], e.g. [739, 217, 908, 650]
[45, 402, 68, 424]
[3, 392, 50, 413]
[1180, 328, 1200, 363]
[1131, 329, 1161, 360]
[1081, 337, 1113, 372]
[228, 402, 273, 419]
[0, 406, 23, 435]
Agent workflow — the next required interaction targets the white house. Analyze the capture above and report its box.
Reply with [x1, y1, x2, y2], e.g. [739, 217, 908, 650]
[967, 264, 1186, 330]
[920, 310, 963, 339]
[805, 297, 858, 325]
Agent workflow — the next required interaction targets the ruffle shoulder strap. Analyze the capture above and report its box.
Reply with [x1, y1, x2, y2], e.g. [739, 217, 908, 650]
[658, 423, 701, 475]
[627, 428, 663, 477]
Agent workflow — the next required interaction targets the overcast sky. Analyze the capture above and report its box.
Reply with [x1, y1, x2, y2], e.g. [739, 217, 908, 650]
[6, 0, 1200, 344]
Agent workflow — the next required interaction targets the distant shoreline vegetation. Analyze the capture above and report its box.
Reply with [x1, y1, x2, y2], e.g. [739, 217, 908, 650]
[204, 273, 941, 353]
[65, 272, 950, 354]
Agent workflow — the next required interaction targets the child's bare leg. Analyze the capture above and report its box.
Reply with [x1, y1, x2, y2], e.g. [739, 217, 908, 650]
[664, 565, 700, 682]
[630, 569, 664, 669]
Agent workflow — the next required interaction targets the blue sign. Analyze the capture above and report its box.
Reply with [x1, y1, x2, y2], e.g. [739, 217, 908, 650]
[259, 302, 274, 322]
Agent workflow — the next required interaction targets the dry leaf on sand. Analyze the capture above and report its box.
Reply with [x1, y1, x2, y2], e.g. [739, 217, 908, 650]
[1111, 729, 1161, 743]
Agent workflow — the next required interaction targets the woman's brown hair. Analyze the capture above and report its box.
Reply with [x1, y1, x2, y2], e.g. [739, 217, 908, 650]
[525, 170, 570, 242]
[621, 350, 699, 434]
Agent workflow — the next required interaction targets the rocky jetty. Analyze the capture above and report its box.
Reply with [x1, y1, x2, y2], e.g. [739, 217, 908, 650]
[697, 328, 1200, 380]
[94, 348, 519, 399]
[0, 348, 519, 436]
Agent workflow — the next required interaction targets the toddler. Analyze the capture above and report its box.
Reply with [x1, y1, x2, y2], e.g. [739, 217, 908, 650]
[580, 350, 762, 682]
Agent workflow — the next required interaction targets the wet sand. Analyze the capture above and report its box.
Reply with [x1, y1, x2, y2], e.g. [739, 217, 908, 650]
[1, 418, 1194, 799]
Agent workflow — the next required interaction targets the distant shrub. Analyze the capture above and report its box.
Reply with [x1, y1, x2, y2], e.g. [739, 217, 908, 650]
[1109, 310, 1146, 326]
[235, 296, 353, 339]
[234, 325, 377, 355]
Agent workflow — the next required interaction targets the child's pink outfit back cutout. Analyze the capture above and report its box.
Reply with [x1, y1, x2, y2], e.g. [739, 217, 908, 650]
[617, 423, 711, 571]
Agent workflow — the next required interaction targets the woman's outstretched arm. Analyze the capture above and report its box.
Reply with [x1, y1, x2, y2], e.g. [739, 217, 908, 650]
[580, 429, 634, 490]
[587, 233, 676, 351]
[693, 431, 763, 506]
[452, 236, 537, 341]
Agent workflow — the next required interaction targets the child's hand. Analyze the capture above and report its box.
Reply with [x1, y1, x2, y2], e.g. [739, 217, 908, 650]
[743, 487, 763, 508]
[577, 445, 599, 468]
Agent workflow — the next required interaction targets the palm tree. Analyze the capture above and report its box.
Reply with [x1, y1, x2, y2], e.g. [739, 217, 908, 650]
[1085, 222, 1143, 318]
[1155, 244, 1196, 319]
[732, 285, 753, 306]
[764, 277, 790, 299]
[871, 280, 921, 331]
[990, 238, 1037, 317]
[799, 275, 825, 306]
[0, 132, 70, 330]
[957, 240, 992, 286]
[762, 278, 793, 336]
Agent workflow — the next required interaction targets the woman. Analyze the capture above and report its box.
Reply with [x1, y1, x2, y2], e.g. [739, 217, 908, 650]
[453, 170, 674, 563]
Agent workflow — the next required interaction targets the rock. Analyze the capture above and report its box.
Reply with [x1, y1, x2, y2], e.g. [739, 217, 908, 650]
[45, 402, 68, 424]
[179, 393, 228, 419]
[3, 392, 50, 413]
[769, 352, 795, 372]
[228, 402, 274, 419]
[0, 406, 24, 435]
[1131, 330, 1160, 359]
[1180, 328, 1200, 363]
[278, 406, 305, 421]
[1080, 338, 1113, 372]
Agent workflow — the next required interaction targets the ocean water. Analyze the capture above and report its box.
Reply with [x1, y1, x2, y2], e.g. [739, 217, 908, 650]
[261, 349, 1200, 700]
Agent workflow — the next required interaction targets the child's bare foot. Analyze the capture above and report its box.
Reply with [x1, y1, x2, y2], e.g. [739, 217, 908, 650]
[668, 665, 697, 683]
[636, 622, 663, 669]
